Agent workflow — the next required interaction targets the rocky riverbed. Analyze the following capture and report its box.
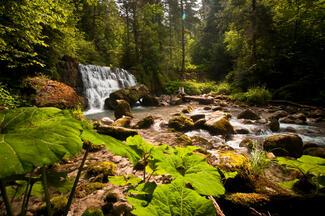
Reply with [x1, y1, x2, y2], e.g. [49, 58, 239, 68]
[3, 94, 325, 216]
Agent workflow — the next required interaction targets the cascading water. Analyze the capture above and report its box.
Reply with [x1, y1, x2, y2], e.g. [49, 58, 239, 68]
[79, 64, 137, 114]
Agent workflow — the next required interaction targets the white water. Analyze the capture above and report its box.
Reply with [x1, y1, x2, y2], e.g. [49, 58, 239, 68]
[79, 64, 137, 114]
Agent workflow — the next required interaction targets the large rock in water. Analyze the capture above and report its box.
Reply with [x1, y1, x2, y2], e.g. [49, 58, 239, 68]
[237, 109, 260, 120]
[114, 99, 133, 119]
[204, 117, 235, 136]
[263, 134, 303, 158]
[23, 76, 83, 109]
[104, 84, 150, 109]
[168, 114, 194, 131]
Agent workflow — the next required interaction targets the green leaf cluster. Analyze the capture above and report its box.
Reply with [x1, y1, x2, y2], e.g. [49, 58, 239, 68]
[131, 180, 215, 216]
[121, 135, 224, 216]
[277, 155, 325, 176]
[0, 107, 130, 180]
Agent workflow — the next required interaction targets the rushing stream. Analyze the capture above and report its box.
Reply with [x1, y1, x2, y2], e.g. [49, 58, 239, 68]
[86, 103, 325, 150]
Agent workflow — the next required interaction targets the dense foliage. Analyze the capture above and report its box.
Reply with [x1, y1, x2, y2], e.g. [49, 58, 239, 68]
[0, 0, 324, 102]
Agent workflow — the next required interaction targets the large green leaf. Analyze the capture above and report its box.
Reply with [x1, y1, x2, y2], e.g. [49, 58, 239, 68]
[155, 147, 225, 196]
[131, 180, 215, 216]
[81, 129, 140, 164]
[0, 107, 83, 179]
[277, 155, 325, 175]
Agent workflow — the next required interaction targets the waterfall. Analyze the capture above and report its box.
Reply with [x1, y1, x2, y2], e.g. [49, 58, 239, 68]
[79, 64, 137, 114]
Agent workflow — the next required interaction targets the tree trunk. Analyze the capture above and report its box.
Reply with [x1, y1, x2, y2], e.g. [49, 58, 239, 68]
[251, 0, 257, 64]
[181, 0, 185, 77]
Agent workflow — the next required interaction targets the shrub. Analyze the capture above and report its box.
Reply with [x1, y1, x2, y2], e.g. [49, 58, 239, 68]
[0, 83, 18, 109]
[213, 82, 232, 95]
[231, 86, 272, 105]
[245, 87, 272, 105]
[164, 80, 218, 95]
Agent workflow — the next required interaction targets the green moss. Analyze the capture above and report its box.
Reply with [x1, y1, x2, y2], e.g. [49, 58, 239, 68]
[226, 193, 270, 206]
[216, 151, 249, 170]
[135, 116, 155, 129]
[175, 134, 193, 146]
[82, 207, 104, 216]
[168, 114, 194, 131]
[77, 182, 106, 198]
[86, 161, 117, 181]
[51, 195, 68, 210]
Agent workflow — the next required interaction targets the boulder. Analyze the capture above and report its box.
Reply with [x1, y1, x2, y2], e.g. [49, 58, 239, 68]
[268, 117, 280, 132]
[97, 125, 138, 140]
[239, 138, 255, 150]
[23, 76, 83, 109]
[191, 136, 214, 150]
[237, 109, 260, 120]
[175, 134, 193, 146]
[270, 110, 288, 119]
[303, 146, 325, 159]
[104, 84, 150, 109]
[168, 114, 194, 131]
[101, 117, 114, 126]
[263, 134, 303, 158]
[112, 116, 132, 127]
[190, 114, 205, 122]
[280, 115, 306, 125]
[204, 116, 235, 136]
[194, 119, 206, 129]
[114, 99, 133, 119]
[141, 95, 160, 106]
[170, 97, 183, 105]
[181, 106, 193, 114]
[309, 109, 325, 118]
[134, 116, 155, 129]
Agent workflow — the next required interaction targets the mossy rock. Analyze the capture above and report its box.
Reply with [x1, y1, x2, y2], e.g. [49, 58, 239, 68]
[23, 76, 83, 109]
[239, 138, 255, 151]
[82, 207, 104, 216]
[105, 84, 150, 109]
[168, 114, 194, 131]
[268, 117, 280, 132]
[37, 195, 68, 216]
[237, 109, 260, 120]
[112, 116, 132, 127]
[204, 117, 235, 136]
[215, 150, 249, 171]
[191, 136, 214, 150]
[263, 134, 303, 158]
[141, 95, 160, 106]
[87, 161, 116, 181]
[175, 134, 193, 146]
[225, 193, 270, 207]
[77, 182, 107, 198]
[135, 115, 155, 129]
[114, 99, 133, 119]
[181, 105, 193, 114]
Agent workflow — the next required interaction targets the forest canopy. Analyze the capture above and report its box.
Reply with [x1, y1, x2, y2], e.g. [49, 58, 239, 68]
[0, 0, 324, 104]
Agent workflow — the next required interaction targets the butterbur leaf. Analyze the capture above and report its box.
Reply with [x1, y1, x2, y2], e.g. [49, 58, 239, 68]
[81, 129, 140, 164]
[126, 135, 154, 158]
[155, 147, 225, 196]
[277, 155, 325, 175]
[0, 107, 83, 179]
[131, 179, 215, 216]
